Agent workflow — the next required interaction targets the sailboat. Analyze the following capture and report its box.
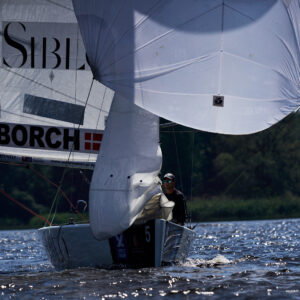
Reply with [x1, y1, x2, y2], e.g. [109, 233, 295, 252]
[1, 0, 300, 269]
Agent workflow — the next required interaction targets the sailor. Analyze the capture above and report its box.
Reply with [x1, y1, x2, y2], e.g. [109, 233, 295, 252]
[162, 173, 187, 225]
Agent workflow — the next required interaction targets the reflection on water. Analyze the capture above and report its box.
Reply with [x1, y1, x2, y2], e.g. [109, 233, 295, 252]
[0, 219, 300, 299]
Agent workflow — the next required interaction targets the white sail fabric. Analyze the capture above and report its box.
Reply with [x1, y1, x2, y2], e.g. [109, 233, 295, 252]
[89, 93, 162, 239]
[72, 0, 300, 239]
[73, 0, 300, 135]
[0, 0, 113, 167]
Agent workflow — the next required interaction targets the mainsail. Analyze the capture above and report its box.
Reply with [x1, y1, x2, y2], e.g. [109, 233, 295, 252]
[0, 0, 113, 169]
[73, 0, 300, 239]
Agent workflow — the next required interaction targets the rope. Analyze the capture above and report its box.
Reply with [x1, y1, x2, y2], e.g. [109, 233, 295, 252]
[28, 166, 76, 211]
[0, 189, 52, 226]
[187, 131, 196, 225]
[0, 83, 95, 225]
[0, 161, 79, 213]
[172, 127, 183, 191]
[0, 161, 85, 225]
[190, 131, 195, 202]
[0, 161, 25, 167]
[46, 79, 95, 225]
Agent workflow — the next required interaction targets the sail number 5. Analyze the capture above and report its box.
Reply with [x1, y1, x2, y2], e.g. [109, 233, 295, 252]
[145, 225, 151, 243]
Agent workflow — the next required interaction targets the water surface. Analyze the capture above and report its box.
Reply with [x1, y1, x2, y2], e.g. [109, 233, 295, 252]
[1, 219, 300, 299]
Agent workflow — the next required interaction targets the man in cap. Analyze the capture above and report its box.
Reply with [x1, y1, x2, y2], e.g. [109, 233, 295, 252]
[162, 173, 187, 225]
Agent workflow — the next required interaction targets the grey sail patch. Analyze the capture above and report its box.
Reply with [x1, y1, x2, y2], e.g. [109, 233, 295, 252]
[23, 94, 85, 125]
[213, 95, 224, 107]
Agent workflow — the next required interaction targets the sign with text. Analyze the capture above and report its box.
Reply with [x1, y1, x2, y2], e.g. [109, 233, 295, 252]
[0, 123, 102, 153]
[2, 22, 89, 70]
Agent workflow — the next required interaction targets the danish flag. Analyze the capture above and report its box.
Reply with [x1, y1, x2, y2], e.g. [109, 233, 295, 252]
[84, 132, 102, 151]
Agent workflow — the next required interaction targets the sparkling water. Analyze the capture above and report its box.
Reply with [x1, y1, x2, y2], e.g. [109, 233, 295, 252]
[1, 219, 300, 299]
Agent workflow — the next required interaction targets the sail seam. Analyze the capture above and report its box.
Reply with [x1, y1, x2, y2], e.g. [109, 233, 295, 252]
[45, 0, 73, 12]
[132, 4, 223, 55]
[101, 52, 217, 84]
[132, 88, 300, 102]
[134, 54, 216, 81]
[225, 3, 300, 77]
[223, 51, 299, 87]
[101, 3, 223, 74]
[2, 67, 109, 112]
[98, 1, 128, 64]
[99, 0, 164, 67]
[217, 1, 225, 95]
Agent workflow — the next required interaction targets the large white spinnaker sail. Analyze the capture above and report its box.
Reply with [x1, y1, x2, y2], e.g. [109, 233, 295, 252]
[0, 0, 113, 169]
[73, 0, 300, 239]
[73, 0, 300, 135]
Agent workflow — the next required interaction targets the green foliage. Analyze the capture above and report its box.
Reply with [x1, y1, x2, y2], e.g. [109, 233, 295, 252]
[29, 213, 89, 228]
[161, 113, 300, 200]
[0, 113, 299, 228]
[0, 164, 91, 227]
[188, 193, 300, 222]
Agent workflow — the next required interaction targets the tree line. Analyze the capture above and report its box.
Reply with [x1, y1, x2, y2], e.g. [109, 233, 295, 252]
[161, 112, 300, 200]
[0, 112, 299, 227]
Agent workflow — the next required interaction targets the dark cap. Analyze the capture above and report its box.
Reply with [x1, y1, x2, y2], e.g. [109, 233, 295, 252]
[163, 173, 175, 181]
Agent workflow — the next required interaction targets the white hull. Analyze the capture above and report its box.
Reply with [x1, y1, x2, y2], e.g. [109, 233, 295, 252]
[38, 219, 195, 269]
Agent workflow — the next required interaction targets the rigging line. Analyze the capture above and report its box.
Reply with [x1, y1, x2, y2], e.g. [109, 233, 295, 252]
[45, 0, 73, 11]
[98, 1, 128, 63]
[58, 78, 95, 168]
[3, 67, 77, 102]
[72, 25, 80, 198]
[0, 188, 52, 226]
[0, 161, 25, 167]
[0, 161, 80, 213]
[95, 87, 108, 140]
[222, 139, 273, 195]
[101, 3, 222, 74]
[172, 127, 183, 192]
[46, 79, 95, 225]
[94, 14, 105, 67]
[45, 188, 59, 226]
[89, 85, 108, 162]
[79, 170, 91, 185]
[75, 25, 80, 106]
[99, 0, 163, 68]
[94, 0, 117, 66]
[132, 5, 223, 54]
[50, 196, 59, 226]
[223, 169, 247, 196]
[187, 131, 195, 226]
[190, 131, 195, 202]
[1, 67, 108, 112]
[28, 165, 77, 212]
[225, 2, 299, 67]
[0, 161, 75, 208]
[65, 78, 95, 166]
